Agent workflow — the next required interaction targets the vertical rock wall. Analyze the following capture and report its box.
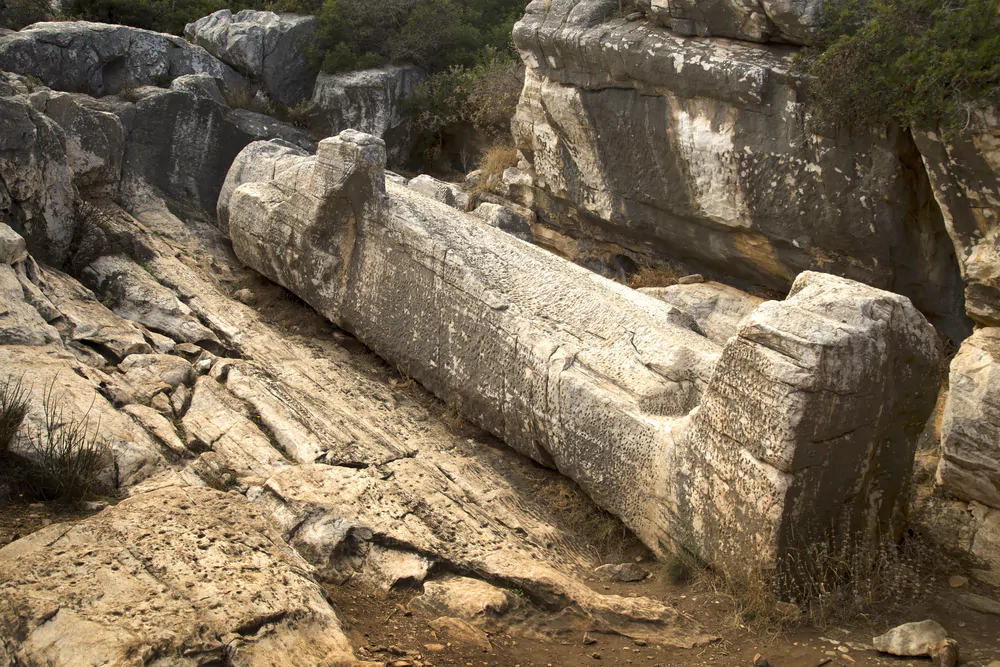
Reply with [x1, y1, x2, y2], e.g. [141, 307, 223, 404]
[510, 0, 973, 341]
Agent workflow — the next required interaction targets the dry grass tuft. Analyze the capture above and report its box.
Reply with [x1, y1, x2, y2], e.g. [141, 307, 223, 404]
[695, 532, 950, 634]
[473, 143, 519, 195]
[224, 86, 256, 111]
[531, 473, 638, 563]
[628, 265, 681, 289]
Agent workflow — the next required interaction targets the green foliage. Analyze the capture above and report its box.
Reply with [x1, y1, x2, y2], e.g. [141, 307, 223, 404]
[315, 0, 526, 74]
[407, 49, 525, 138]
[0, 0, 53, 30]
[803, 0, 1000, 136]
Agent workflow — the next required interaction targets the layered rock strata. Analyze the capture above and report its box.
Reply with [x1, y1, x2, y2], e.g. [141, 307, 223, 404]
[224, 131, 941, 575]
[510, 0, 971, 341]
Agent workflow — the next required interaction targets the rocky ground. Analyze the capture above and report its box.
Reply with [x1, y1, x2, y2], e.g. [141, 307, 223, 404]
[2, 200, 997, 665]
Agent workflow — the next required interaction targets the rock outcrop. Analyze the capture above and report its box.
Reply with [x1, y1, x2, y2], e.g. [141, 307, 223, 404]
[938, 327, 1000, 509]
[636, 0, 823, 44]
[914, 110, 1000, 328]
[640, 281, 764, 346]
[0, 485, 368, 666]
[510, 0, 971, 341]
[223, 131, 941, 576]
[184, 9, 319, 106]
[0, 21, 247, 96]
[0, 88, 76, 264]
[310, 65, 422, 154]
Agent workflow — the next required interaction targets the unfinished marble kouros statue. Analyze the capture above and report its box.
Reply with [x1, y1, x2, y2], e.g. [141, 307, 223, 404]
[224, 130, 942, 579]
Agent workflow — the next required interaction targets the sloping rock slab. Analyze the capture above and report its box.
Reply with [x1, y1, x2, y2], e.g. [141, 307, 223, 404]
[0, 485, 372, 666]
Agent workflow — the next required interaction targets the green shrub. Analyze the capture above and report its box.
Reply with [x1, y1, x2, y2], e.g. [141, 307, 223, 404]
[0, 0, 53, 30]
[802, 0, 1000, 136]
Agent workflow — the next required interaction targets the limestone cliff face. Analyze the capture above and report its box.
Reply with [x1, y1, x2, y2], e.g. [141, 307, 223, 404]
[511, 0, 973, 340]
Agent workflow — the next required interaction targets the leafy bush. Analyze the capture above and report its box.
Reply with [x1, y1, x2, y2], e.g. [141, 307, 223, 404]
[315, 0, 525, 74]
[407, 50, 525, 140]
[0, 0, 53, 30]
[803, 0, 1000, 136]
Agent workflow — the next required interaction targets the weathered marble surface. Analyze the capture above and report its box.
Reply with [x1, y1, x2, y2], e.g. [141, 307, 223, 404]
[915, 110, 1000, 328]
[224, 131, 940, 576]
[510, 0, 970, 341]
[185, 9, 318, 106]
[938, 327, 1000, 509]
[0, 21, 247, 96]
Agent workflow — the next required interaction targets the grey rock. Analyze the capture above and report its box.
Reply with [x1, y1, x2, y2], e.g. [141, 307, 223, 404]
[81, 254, 222, 353]
[122, 87, 312, 215]
[938, 328, 1000, 508]
[407, 174, 467, 209]
[640, 282, 764, 346]
[28, 89, 125, 193]
[595, 563, 649, 582]
[645, 0, 821, 44]
[0, 263, 60, 346]
[511, 2, 971, 341]
[311, 65, 422, 157]
[873, 620, 948, 657]
[0, 222, 26, 265]
[473, 202, 533, 241]
[169, 72, 227, 106]
[224, 130, 940, 578]
[216, 138, 312, 234]
[185, 9, 319, 106]
[958, 592, 1000, 616]
[0, 94, 76, 264]
[0, 21, 247, 96]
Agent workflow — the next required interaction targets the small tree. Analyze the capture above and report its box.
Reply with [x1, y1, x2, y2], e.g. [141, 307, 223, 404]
[803, 0, 1000, 136]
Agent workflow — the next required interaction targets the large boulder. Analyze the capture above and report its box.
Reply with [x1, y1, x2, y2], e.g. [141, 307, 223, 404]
[28, 89, 125, 193]
[938, 327, 1000, 509]
[223, 130, 941, 578]
[914, 109, 1000, 328]
[120, 86, 314, 214]
[185, 9, 318, 106]
[310, 65, 422, 157]
[640, 281, 765, 346]
[641, 0, 823, 44]
[216, 138, 312, 234]
[0, 93, 76, 264]
[0, 485, 370, 666]
[511, 0, 971, 342]
[0, 21, 247, 96]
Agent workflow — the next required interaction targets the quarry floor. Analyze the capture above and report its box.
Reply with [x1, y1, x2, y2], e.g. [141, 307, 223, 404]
[2, 204, 998, 667]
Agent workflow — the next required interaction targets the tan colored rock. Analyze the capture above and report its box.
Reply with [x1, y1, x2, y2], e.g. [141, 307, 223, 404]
[119, 353, 196, 402]
[873, 620, 948, 657]
[409, 577, 522, 620]
[0, 345, 164, 487]
[428, 617, 491, 652]
[938, 328, 1000, 509]
[0, 485, 369, 666]
[0, 222, 26, 265]
[0, 264, 60, 346]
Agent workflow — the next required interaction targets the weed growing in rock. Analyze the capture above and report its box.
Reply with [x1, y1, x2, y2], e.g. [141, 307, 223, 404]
[0, 377, 29, 456]
[700, 531, 947, 634]
[628, 266, 681, 289]
[21, 379, 114, 502]
[472, 143, 518, 195]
